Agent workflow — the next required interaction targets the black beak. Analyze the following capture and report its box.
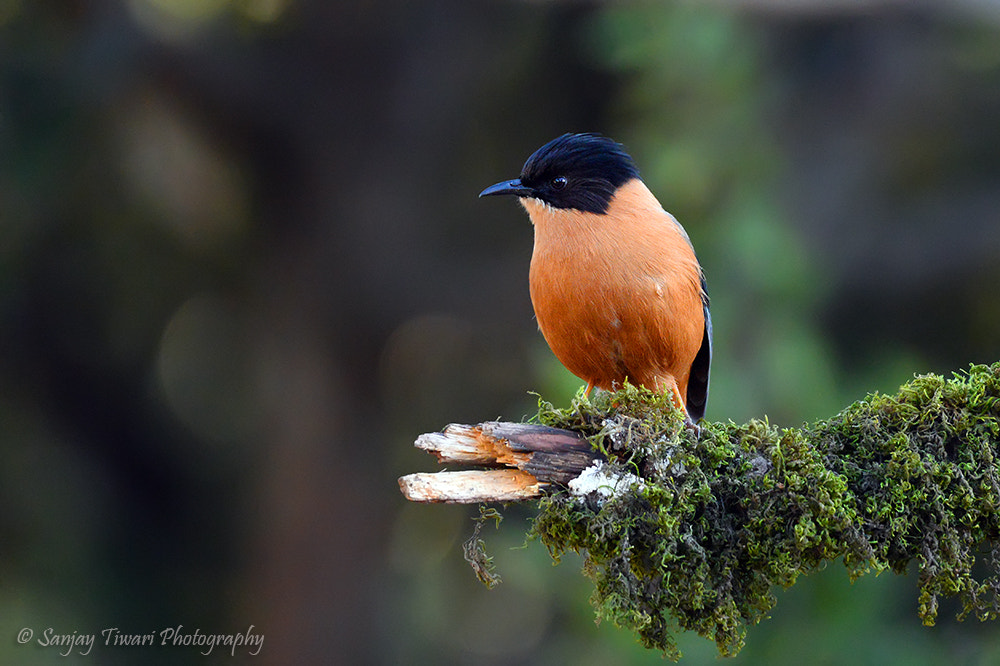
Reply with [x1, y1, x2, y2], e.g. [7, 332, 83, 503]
[479, 178, 534, 198]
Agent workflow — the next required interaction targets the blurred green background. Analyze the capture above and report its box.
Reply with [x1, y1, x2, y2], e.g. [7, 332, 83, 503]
[3, 1, 1000, 664]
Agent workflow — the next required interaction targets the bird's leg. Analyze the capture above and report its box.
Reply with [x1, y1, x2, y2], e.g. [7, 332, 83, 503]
[668, 384, 686, 415]
[668, 382, 701, 436]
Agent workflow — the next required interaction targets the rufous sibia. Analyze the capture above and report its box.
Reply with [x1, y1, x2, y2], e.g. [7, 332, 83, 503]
[480, 133, 711, 424]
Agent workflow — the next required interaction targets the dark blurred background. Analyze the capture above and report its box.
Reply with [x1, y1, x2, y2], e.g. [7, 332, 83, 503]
[3, 1, 1000, 664]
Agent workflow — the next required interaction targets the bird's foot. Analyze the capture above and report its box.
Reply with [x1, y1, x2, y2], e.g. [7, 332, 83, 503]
[684, 418, 702, 438]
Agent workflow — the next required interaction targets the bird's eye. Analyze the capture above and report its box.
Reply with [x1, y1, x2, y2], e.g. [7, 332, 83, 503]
[550, 176, 568, 190]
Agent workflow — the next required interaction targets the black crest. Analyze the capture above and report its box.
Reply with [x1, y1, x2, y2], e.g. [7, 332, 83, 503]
[518, 133, 640, 214]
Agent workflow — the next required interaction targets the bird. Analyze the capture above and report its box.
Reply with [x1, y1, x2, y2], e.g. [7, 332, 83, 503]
[479, 132, 712, 423]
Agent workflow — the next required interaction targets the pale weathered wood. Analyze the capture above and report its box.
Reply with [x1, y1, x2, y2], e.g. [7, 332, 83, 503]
[414, 428, 494, 464]
[414, 424, 529, 466]
[400, 421, 603, 503]
[398, 469, 542, 503]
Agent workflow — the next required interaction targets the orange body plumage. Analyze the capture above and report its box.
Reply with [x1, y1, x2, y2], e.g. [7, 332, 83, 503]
[481, 133, 711, 422]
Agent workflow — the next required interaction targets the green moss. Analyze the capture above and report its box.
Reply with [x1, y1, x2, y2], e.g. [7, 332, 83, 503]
[463, 505, 504, 589]
[523, 363, 1000, 660]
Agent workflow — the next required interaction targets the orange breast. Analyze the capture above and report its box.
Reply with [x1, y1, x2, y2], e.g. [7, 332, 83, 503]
[522, 179, 705, 404]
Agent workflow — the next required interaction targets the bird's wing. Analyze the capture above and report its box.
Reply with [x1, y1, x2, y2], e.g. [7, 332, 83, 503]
[685, 274, 712, 421]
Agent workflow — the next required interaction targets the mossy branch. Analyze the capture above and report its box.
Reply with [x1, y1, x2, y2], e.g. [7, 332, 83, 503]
[401, 363, 1000, 660]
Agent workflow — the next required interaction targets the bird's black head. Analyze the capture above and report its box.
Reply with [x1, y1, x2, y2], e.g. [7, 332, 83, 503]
[479, 133, 640, 214]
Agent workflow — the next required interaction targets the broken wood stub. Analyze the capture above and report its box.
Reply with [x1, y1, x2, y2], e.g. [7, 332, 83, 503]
[399, 421, 604, 503]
